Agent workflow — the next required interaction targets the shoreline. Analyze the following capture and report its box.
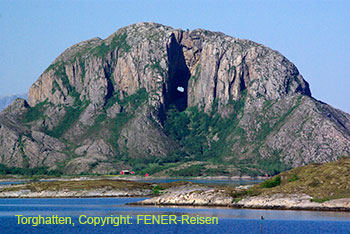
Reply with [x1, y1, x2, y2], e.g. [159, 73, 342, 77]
[1, 192, 349, 213]
[132, 202, 350, 212]
[1, 177, 350, 213]
[1, 194, 349, 213]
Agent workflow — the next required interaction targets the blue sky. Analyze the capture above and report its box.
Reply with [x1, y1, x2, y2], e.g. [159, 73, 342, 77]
[1, 0, 349, 113]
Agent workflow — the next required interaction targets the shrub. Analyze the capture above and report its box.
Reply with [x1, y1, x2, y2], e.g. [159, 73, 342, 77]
[169, 165, 205, 177]
[0, 164, 63, 176]
[152, 185, 164, 195]
[289, 173, 298, 182]
[23, 101, 48, 123]
[204, 168, 229, 176]
[310, 198, 330, 203]
[261, 176, 281, 188]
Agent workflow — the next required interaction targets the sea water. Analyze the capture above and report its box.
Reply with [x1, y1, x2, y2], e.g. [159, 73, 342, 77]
[0, 198, 350, 234]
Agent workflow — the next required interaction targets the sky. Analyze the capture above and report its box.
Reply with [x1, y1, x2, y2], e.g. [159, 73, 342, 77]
[1, 0, 349, 113]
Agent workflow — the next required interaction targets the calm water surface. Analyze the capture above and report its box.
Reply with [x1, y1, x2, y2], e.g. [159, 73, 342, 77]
[0, 198, 350, 234]
[0, 181, 26, 186]
[135, 178, 263, 185]
[0, 179, 260, 186]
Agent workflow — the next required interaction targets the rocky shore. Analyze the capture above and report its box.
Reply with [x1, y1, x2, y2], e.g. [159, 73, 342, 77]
[0, 188, 151, 198]
[2, 181, 350, 212]
[138, 186, 350, 212]
[236, 194, 350, 212]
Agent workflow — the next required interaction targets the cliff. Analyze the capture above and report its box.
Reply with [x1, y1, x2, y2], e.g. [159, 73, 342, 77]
[1, 22, 350, 175]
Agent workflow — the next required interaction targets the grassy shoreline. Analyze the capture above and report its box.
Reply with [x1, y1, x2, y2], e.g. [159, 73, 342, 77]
[1, 158, 350, 212]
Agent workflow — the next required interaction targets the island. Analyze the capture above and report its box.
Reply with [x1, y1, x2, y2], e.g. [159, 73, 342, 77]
[1, 157, 350, 212]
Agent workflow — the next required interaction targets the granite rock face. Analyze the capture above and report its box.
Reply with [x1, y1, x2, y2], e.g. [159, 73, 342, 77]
[140, 190, 350, 211]
[140, 184, 234, 206]
[0, 99, 68, 169]
[1, 22, 350, 174]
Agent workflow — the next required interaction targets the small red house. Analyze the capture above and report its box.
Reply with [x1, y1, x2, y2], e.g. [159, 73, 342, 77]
[120, 170, 130, 175]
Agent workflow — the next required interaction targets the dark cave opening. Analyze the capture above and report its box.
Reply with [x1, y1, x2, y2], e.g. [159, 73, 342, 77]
[165, 34, 191, 112]
[103, 63, 115, 107]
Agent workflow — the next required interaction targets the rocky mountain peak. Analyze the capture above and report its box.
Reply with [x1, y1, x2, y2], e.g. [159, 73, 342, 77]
[28, 22, 311, 113]
[1, 23, 348, 176]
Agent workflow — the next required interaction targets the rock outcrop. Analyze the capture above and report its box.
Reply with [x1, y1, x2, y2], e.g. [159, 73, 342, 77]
[0, 99, 68, 169]
[140, 183, 234, 206]
[139, 190, 350, 211]
[1, 22, 350, 174]
[0, 93, 27, 111]
[236, 193, 350, 211]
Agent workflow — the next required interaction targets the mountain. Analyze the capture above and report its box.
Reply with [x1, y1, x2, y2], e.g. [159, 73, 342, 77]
[1, 22, 349, 176]
[0, 94, 27, 111]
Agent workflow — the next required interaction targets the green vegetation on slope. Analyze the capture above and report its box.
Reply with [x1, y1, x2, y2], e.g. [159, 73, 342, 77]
[0, 164, 62, 177]
[44, 101, 89, 139]
[160, 94, 307, 177]
[106, 88, 148, 151]
[0, 179, 152, 193]
[23, 100, 48, 123]
[261, 176, 281, 188]
[164, 92, 247, 163]
[93, 32, 130, 57]
[246, 157, 350, 201]
[31, 61, 90, 139]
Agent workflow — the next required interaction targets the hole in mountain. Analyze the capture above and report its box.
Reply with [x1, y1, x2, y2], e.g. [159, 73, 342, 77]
[177, 86, 184, 92]
[165, 35, 191, 112]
